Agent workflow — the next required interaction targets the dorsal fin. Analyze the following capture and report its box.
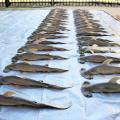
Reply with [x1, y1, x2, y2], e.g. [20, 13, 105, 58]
[102, 59, 113, 65]
[109, 77, 120, 84]
[89, 50, 95, 54]
[86, 48, 94, 54]
[3, 91, 16, 97]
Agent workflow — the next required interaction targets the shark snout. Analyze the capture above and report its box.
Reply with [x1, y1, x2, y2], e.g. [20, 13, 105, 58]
[3, 67, 11, 73]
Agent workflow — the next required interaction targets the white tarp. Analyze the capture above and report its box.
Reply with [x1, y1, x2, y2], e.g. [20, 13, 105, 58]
[0, 9, 120, 120]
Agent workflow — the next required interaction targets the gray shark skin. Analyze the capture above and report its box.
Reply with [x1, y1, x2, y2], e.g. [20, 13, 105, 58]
[82, 78, 120, 97]
[12, 53, 67, 62]
[0, 95, 72, 109]
[3, 62, 68, 73]
[17, 44, 68, 53]
[81, 63, 120, 79]
[0, 76, 72, 89]
[26, 40, 65, 45]
[79, 55, 120, 64]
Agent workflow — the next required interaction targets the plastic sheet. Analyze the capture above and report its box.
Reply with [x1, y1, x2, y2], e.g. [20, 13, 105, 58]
[0, 9, 120, 120]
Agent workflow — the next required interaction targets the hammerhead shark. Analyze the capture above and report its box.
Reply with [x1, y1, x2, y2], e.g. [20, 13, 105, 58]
[12, 53, 67, 62]
[0, 76, 72, 89]
[17, 44, 67, 53]
[0, 91, 72, 109]
[82, 77, 120, 97]
[81, 59, 120, 79]
[3, 62, 68, 73]
[79, 55, 120, 64]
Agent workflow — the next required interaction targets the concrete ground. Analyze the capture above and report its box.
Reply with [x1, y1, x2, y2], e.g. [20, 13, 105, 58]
[0, 6, 120, 20]
[54, 6, 120, 21]
[76, 6, 120, 21]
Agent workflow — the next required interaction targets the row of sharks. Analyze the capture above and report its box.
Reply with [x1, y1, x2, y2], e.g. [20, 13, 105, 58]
[74, 9, 120, 98]
[2, 9, 119, 110]
[0, 9, 72, 109]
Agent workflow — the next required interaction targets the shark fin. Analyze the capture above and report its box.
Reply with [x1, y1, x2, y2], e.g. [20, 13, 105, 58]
[89, 50, 95, 54]
[109, 77, 120, 84]
[3, 91, 16, 97]
[85, 48, 94, 54]
[102, 59, 113, 65]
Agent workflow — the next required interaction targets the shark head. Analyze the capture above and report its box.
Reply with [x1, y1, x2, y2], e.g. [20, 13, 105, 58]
[3, 64, 14, 73]
[17, 48, 25, 53]
[12, 55, 19, 63]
